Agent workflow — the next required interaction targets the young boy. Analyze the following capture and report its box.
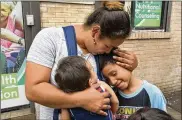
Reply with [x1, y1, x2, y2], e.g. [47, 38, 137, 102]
[54, 56, 119, 120]
[99, 52, 167, 120]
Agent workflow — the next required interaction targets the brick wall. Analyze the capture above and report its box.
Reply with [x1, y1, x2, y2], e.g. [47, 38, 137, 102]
[40, 2, 94, 28]
[40, 2, 181, 96]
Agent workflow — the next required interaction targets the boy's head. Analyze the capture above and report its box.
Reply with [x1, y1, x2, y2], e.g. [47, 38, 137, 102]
[99, 52, 132, 90]
[128, 107, 174, 120]
[55, 56, 97, 93]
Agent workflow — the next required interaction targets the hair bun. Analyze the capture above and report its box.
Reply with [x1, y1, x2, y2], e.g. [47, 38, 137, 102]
[102, 1, 124, 11]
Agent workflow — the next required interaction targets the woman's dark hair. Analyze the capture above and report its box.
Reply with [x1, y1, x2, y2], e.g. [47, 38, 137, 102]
[128, 108, 175, 120]
[55, 56, 90, 93]
[84, 1, 131, 40]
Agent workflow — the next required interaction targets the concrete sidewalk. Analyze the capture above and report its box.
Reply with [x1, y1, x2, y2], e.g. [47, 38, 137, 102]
[1, 106, 181, 120]
[167, 106, 181, 120]
[166, 90, 181, 120]
[167, 91, 181, 113]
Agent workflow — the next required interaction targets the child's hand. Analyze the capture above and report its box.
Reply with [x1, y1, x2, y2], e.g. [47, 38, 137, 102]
[112, 114, 116, 120]
[113, 49, 138, 71]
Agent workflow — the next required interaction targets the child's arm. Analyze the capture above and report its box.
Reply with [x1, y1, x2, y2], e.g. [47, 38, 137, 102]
[99, 81, 119, 114]
[60, 109, 71, 120]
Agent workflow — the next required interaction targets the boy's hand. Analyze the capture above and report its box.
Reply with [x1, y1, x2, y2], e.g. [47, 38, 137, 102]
[78, 83, 111, 116]
[113, 49, 138, 71]
[112, 114, 116, 120]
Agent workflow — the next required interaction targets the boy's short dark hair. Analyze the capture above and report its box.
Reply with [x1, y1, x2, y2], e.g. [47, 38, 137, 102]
[55, 56, 90, 93]
[128, 107, 174, 120]
[98, 51, 118, 83]
[99, 51, 117, 72]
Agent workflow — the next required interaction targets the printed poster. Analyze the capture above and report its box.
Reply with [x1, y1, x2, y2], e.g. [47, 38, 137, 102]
[1, 1, 29, 109]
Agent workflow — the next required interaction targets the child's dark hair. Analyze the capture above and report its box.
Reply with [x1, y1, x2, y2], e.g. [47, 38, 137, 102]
[99, 50, 117, 72]
[98, 50, 118, 82]
[55, 56, 90, 93]
[128, 108, 175, 120]
[84, 1, 131, 40]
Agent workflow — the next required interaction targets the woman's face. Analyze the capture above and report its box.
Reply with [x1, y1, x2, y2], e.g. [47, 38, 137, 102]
[85, 26, 124, 55]
[1, 4, 11, 22]
[102, 63, 132, 90]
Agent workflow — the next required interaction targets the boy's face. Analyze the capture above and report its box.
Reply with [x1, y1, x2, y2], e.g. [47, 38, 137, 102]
[102, 63, 132, 90]
[86, 61, 98, 86]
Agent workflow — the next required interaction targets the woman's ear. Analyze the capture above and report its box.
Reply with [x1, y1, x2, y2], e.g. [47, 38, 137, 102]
[91, 25, 101, 39]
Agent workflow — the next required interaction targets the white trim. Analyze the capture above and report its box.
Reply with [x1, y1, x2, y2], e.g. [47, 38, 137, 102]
[132, 29, 165, 32]
[62, 1, 94, 4]
[40, 0, 94, 4]
[69, 109, 75, 118]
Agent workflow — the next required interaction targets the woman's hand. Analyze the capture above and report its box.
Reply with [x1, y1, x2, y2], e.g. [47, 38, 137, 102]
[78, 83, 111, 116]
[113, 49, 138, 71]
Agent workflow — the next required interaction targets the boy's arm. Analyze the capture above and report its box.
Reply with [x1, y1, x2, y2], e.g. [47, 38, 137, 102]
[99, 81, 119, 114]
[60, 109, 71, 120]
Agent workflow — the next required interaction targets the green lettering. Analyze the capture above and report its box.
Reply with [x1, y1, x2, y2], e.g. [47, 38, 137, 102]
[1, 87, 19, 100]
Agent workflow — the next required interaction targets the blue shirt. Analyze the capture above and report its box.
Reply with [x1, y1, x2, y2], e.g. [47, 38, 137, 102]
[69, 108, 112, 120]
[69, 86, 113, 120]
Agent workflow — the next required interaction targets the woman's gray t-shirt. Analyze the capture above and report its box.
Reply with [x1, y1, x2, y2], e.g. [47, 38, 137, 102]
[27, 27, 97, 120]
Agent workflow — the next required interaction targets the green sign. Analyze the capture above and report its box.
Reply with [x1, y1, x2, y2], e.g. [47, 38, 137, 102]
[1, 73, 19, 100]
[134, 1, 163, 27]
[1, 87, 19, 100]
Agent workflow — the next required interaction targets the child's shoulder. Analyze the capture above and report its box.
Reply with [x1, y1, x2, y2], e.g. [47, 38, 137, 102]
[142, 80, 167, 111]
[143, 80, 163, 95]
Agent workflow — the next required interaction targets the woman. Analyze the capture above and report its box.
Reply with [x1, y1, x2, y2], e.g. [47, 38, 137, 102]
[1, 2, 24, 46]
[25, 1, 138, 120]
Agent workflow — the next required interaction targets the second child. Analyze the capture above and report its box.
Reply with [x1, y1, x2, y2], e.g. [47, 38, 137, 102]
[99, 51, 167, 120]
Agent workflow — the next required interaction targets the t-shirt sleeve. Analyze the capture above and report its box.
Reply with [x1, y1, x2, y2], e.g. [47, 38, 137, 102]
[143, 81, 167, 111]
[151, 87, 167, 111]
[27, 27, 58, 68]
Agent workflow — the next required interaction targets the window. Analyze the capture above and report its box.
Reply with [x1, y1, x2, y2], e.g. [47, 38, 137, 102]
[131, 1, 170, 31]
[95, 1, 171, 32]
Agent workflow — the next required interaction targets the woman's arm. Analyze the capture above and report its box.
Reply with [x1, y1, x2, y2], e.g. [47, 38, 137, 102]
[26, 62, 78, 108]
[99, 81, 119, 114]
[26, 62, 110, 115]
